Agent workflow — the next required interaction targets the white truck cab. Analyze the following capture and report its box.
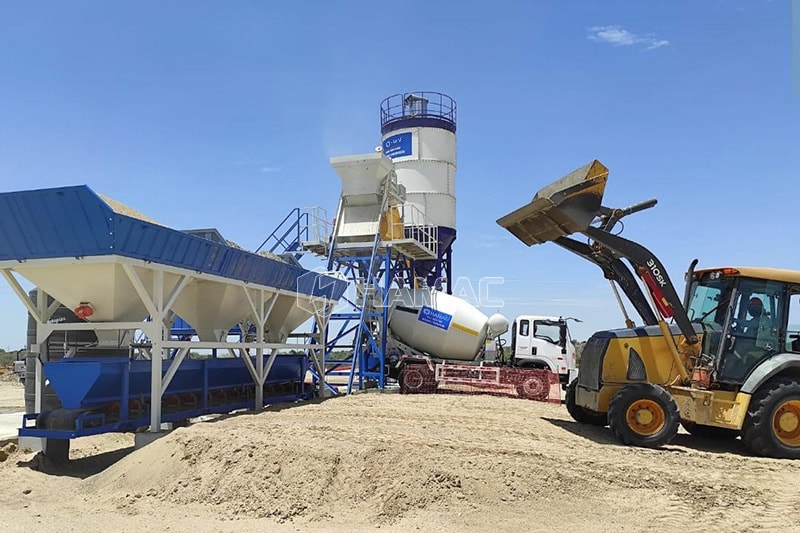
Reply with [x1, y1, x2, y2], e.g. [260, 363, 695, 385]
[510, 315, 577, 384]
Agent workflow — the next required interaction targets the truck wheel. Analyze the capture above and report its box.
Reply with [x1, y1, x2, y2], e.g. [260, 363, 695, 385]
[608, 383, 679, 449]
[566, 381, 607, 426]
[741, 377, 800, 459]
[681, 420, 739, 440]
[516, 373, 549, 401]
[399, 365, 435, 394]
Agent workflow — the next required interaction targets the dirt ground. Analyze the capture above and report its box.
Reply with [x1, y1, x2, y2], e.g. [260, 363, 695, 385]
[0, 381, 798, 533]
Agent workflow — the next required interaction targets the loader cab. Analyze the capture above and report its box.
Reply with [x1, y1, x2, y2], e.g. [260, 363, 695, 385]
[687, 268, 798, 386]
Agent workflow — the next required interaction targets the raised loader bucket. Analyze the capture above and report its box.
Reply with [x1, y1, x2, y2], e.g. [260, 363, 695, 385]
[496, 160, 608, 245]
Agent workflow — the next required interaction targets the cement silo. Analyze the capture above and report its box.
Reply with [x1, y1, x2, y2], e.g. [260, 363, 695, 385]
[379, 92, 457, 291]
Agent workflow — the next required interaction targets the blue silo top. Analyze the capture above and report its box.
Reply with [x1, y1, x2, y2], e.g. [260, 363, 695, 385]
[380, 92, 456, 136]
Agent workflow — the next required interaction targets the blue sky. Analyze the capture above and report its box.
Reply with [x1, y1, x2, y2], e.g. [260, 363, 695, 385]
[0, 0, 797, 349]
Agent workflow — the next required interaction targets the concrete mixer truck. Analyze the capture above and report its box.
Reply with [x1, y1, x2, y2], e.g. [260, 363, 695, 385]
[384, 288, 561, 402]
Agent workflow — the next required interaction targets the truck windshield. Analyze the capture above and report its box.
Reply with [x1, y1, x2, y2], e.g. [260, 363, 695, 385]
[533, 320, 563, 345]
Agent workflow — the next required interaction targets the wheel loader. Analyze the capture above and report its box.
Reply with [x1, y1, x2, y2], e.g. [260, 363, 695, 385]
[497, 160, 800, 459]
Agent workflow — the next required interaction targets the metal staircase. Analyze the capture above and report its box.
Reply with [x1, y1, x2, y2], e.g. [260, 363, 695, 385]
[255, 206, 330, 260]
[262, 158, 439, 394]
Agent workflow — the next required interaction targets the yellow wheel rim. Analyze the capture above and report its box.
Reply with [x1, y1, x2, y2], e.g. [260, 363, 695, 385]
[625, 399, 666, 437]
[773, 400, 800, 447]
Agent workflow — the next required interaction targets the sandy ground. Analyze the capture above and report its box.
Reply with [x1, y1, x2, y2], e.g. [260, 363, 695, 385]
[0, 381, 798, 533]
[0, 378, 24, 413]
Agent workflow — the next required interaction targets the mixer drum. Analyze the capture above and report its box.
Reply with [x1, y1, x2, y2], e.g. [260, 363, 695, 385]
[388, 288, 495, 361]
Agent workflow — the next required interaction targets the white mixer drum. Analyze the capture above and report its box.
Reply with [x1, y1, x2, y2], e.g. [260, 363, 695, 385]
[388, 288, 492, 361]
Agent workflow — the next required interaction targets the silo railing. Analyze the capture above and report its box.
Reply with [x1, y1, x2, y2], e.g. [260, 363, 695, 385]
[380, 92, 457, 135]
[381, 202, 439, 259]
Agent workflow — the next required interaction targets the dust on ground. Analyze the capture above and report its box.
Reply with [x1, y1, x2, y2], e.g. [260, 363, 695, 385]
[0, 383, 798, 533]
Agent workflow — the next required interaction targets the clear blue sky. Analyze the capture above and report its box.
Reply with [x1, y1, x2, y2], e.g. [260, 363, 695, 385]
[0, 0, 798, 349]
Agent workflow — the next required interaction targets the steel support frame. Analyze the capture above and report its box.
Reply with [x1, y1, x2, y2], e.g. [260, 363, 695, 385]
[316, 248, 417, 394]
[0, 256, 334, 433]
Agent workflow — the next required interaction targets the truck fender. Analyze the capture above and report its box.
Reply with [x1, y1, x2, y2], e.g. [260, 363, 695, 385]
[515, 358, 556, 372]
[396, 354, 436, 372]
[741, 353, 800, 394]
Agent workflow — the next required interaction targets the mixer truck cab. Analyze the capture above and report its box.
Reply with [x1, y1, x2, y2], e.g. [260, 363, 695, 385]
[510, 315, 577, 384]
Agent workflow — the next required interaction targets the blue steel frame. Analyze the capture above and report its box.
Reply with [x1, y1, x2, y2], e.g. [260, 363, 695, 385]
[19, 355, 310, 439]
[318, 245, 419, 394]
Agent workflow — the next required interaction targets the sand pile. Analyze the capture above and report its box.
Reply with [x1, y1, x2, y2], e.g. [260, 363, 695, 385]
[84, 399, 527, 524]
[3, 390, 799, 532]
[78, 393, 797, 530]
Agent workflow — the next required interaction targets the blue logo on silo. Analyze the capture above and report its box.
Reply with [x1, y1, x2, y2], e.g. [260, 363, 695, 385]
[383, 132, 412, 159]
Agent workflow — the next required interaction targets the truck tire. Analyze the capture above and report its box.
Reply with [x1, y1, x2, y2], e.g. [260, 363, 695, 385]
[399, 365, 435, 394]
[608, 383, 679, 449]
[566, 381, 607, 426]
[741, 377, 800, 459]
[516, 373, 550, 401]
[681, 420, 739, 440]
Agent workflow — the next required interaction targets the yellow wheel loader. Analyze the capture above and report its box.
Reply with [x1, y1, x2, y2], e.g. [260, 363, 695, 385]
[498, 160, 800, 459]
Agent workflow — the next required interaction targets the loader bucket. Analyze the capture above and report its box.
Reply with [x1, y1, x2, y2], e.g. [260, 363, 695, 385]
[496, 160, 608, 245]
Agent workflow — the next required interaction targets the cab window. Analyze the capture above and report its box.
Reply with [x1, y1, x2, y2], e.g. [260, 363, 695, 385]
[718, 278, 785, 382]
[519, 319, 530, 337]
[687, 281, 731, 327]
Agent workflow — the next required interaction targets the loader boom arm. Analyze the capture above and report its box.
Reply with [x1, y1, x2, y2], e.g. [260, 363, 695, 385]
[553, 236, 658, 326]
[497, 160, 698, 345]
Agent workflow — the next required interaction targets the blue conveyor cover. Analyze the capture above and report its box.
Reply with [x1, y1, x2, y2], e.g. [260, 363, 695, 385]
[0, 185, 346, 300]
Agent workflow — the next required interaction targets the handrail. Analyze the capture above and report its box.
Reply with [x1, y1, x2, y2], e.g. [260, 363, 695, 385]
[382, 202, 439, 259]
[255, 206, 329, 258]
[380, 92, 456, 133]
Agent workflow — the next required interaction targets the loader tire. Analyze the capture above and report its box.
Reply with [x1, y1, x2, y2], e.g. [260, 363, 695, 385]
[608, 383, 679, 449]
[741, 377, 800, 459]
[566, 381, 607, 426]
[681, 420, 739, 440]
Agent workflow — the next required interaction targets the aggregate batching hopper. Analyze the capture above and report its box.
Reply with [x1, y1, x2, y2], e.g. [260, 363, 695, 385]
[0, 185, 347, 456]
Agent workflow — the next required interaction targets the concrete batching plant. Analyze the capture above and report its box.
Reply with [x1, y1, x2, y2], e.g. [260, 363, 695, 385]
[0, 186, 347, 459]
[297, 92, 513, 393]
